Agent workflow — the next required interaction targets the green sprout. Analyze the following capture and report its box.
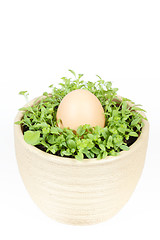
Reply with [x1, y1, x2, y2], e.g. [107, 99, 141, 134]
[15, 70, 147, 160]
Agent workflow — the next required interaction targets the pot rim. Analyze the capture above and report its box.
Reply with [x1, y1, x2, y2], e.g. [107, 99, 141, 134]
[14, 96, 149, 166]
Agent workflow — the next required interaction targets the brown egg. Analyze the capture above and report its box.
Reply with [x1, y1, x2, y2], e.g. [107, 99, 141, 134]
[56, 89, 105, 130]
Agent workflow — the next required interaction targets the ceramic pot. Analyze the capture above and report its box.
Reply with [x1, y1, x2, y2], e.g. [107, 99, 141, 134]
[14, 97, 149, 225]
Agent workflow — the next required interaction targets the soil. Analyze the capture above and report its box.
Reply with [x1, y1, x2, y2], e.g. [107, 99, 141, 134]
[125, 136, 138, 147]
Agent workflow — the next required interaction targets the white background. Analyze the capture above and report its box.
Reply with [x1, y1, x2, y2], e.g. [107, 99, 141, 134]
[0, 0, 160, 239]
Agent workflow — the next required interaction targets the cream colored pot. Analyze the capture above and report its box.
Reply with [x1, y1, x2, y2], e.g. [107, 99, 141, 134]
[14, 97, 149, 225]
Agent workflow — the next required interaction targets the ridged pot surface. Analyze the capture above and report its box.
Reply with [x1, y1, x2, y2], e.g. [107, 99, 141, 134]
[14, 97, 149, 225]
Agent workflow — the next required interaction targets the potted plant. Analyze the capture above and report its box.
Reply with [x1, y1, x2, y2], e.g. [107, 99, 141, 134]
[14, 70, 149, 225]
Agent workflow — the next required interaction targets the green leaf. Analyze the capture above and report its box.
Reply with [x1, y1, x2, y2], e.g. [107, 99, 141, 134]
[107, 106, 112, 112]
[109, 127, 118, 135]
[122, 101, 127, 113]
[112, 109, 119, 116]
[60, 149, 72, 156]
[47, 135, 55, 144]
[110, 150, 119, 156]
[19, 91, 28, 96]
[120, 145, 130, 151]
[96, 75, 102, 80]
[43, 92, 48, 96]
[83, 149, 94, 158]
[67, 139, 76, 149]
[101, 127, 108, 138]
[14, 121, 22, 125]
[40, 140, 50, 149]
[118, 127, 126, 134]
[76, 126, 86, 136]
[122, 97, 134, 104]
[97, 153, 102, 160]
[94, 125, 102, 135]
[131, 118, 140, 126]
[42, 127, 50, 135]
[102, 151, 108, 159]
[24, 115, 31, 126]
[112, 88, 118, 93]
[71, 148, 76, 153]
[24, 131, 40, 145]
[99, 144, 106, 151]
[125, 134, 130, 141]
[49, 145, 58, 154]
[87, 134, 94, 140]
[51, 127, 59, 134]
[106, 81, 112, 89]
[68, 69, 76, 78]
[56, 135, 65, 145]
[129, 132, 138, 137]
[19, 91, 29, 102]
[131, 106, 146, 112]
[113, 135, 123, 147]
[107, 135, 113, 149]
[91, 147, 100, 154]
[33, 122, 49, 129]
[86, 140, 94, 149]
[78, 73, 84, 79]
[75, 152, 84, 161]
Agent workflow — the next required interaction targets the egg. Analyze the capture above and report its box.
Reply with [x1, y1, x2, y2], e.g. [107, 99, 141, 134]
[56, 89, 105, 130]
